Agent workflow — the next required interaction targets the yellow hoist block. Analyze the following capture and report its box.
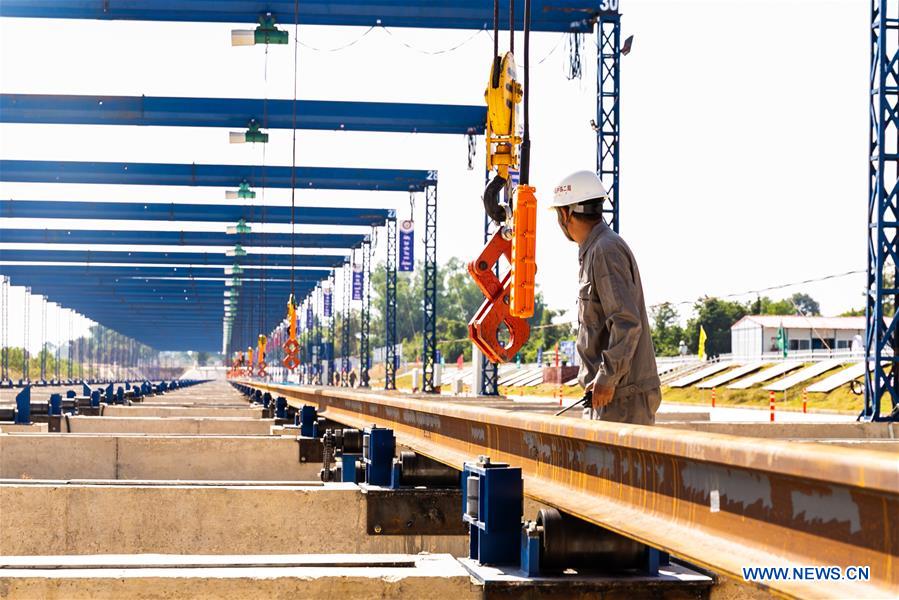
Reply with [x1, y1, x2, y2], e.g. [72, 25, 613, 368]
[510, 184, 537, 318]
[485, 52, 522, 180]
[257, 334, 267, 365]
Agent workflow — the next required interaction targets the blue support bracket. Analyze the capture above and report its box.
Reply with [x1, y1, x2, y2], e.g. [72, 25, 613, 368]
[14, 385, 31, 424]
[105, 383, 114, 404]
[461, 458, 523, 565]
[363, 427, 395, 486]
[299, 406, 317, 438]
[275, 396, 287, 419]
[116, 386, 124, 404]
[65, 390, 76, 398]
[49, 393, 62, 416]
[341, 454, 363, 483]
[90, 390, 100, 407]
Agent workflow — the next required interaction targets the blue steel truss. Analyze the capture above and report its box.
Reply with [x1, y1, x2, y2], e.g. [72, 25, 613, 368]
[0, 228, 367, 249]
[866, 0, 899, 421]
[0, 200, 392, 227]
[422, 185, 438, 393]
[0, 1, 610, 32]
[385, 216, 398, 390]
[596, 14, 620, 233]
[0, 94, 486, 135]
[0, 160, 436, 192]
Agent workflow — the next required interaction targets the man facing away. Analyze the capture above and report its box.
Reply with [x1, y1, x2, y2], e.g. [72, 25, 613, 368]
[549, 170, 661, 425]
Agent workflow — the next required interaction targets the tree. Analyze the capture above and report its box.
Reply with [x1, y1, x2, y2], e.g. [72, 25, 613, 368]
[752, 296, 793, 315]
[790, 293, 821, 316]
[685, 297, 748, 356]
[650, 302, 685, 356]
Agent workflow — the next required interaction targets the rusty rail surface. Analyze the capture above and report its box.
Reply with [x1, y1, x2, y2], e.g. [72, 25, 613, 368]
[245, 382, 898, 599]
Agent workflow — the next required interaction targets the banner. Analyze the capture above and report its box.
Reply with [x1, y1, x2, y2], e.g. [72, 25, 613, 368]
[352, 264, 364, 300]
[399, 220, 414, 272]
[323, 288, 332, 317]
[306, 304, 313, 330]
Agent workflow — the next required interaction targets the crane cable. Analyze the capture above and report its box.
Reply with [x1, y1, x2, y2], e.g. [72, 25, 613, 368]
[289, 0, 299, 296]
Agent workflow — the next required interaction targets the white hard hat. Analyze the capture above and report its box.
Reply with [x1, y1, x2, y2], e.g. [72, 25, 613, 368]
[549, 170, 609, 210]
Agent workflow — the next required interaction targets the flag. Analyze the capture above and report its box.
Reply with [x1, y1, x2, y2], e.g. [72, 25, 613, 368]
[456, 354, 464, 369]
[698, 325, 707, 361]
[776, 322, 788, 358]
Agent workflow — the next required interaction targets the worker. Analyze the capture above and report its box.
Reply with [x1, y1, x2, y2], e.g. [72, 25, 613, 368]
[549, 170, 661, 425]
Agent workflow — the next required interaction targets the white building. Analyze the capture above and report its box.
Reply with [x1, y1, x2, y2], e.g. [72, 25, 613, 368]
[730, 315, 864, 357]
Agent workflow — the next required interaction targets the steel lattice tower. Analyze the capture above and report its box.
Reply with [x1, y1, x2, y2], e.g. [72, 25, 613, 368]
[597, 14, 621, 233]
[422, 183, 438, 392]
[385, 214, 398, 390]
[865, 0, 899, 421]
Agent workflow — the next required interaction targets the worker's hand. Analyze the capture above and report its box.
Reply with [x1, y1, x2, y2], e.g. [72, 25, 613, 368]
[586, 380, 615, 408]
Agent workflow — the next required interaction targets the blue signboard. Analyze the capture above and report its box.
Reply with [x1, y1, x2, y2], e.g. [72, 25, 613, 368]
[399, 220, 414, 272]
[323, 288, 332, 317]
[352, 264, 363, 300]
[559, 340, 576, 359]
[306, 304, 313, 329]
[536, 347, 543, 365]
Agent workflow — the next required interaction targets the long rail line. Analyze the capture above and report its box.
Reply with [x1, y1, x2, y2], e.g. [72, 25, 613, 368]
[244, 381, 898, 599]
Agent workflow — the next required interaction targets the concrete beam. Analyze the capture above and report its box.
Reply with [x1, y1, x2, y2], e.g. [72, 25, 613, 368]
[0, 434, 322, 480]
[656, 421, 896, 439]
[0, 482, 468, 556]
[0, 554, 478, 600]
[62, 416, 274, 435]
[101, 405, 263, 418]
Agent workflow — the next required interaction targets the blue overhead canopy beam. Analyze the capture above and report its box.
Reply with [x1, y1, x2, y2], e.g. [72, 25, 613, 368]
[0, 1, 607, 32]
[0, 228, 367, 249]
[0, 94, 486, 135]
[1, 200, 391, 227]
[0, 249, 345, 268]
[0, 264, 331, 281]
[0, 160, 435, 192]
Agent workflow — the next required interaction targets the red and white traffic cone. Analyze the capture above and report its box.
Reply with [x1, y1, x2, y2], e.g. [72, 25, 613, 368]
[769, 390, 776, 422]
[802, 388, 808, 414]
[711, 387, 716, 408]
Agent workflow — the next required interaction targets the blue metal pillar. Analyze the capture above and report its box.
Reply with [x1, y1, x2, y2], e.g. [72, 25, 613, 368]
[341, 263, 351, 382]
[480, 213, 500, 396]
[22, 287, 30, 384]
[40, 296, 47, 382]
[360, 239, 372, 387]
[865, 0, 899, 421]
[1, 276, 8, 383]
[422, 184, 438, 393]
[596, 13, 621, 233]
[385, 214, 398, 390]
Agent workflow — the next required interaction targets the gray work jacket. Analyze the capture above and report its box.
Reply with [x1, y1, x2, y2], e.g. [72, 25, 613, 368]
[576, 222, 660, 396]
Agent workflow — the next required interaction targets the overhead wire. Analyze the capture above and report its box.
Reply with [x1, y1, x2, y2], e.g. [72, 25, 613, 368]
[289, 0, 299, 296]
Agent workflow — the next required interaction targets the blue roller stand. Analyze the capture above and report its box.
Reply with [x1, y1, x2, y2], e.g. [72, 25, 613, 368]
[66, 390, 76, 398]
[363, 427, 395, 486]
[49, 393, 62, 416]
[262, 392, 272, 409]
[125, 382, 131, 390]
[253, 389, 262, 404]
[275, 396, 287, 419]
[14, 385, 31, 424]
[462, 458, 523, 565]
[90, 390, 101, 407]
[105, 384, 114, 404]
[299, 406, 317, 437]
[341, 454, 362, 483]
[116, 387, 124, 404]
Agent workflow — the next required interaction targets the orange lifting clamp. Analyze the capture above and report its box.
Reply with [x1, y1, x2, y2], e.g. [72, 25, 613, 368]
[468, 2, 538, 364]
[256, 334, 267, 378]
[281, 294, 301, 371]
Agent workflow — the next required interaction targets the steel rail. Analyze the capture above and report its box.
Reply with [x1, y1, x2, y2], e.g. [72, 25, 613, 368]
[244, 381, 898, 599]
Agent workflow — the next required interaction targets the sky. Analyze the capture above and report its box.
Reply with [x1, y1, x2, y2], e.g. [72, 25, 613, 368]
[0, 0, 870, 352]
